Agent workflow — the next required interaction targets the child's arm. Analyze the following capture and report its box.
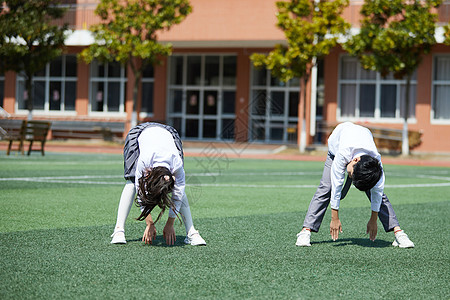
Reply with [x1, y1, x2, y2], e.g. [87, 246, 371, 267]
[168, 166, 185, 218]
[142, 214, 157, 244]
[163, 217, 176, 245]
[330, 208, 343, 241]
[366, 211, 378, 241]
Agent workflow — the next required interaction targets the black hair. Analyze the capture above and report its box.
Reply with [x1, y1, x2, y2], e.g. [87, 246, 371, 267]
[352, 155, 382, 191]
[135, 166, 175, 222]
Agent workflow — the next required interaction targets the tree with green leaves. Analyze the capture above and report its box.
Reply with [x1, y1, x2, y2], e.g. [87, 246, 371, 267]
[80, 0, 192, 128]
[444, 23, 450, 45]
[345, 0, 442, 156]
[251, 0, 350, 152]
[0, 0, 68, 119]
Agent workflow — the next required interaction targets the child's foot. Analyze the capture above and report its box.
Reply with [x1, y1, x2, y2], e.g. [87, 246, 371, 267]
[296, 229, 311, 247]
[111, 230, 126, 244]
[184, 229, 206, 246]
[392, 230, 414, 248]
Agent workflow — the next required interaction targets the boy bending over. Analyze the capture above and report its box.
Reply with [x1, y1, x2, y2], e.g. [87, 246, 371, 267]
[296, 122, 414, 248]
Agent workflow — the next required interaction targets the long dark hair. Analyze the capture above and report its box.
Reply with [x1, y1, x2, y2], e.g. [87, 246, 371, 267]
[135, 166, 175, 222]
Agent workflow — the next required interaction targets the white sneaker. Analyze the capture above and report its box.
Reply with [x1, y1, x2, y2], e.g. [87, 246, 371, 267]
[184, 229, 206, 246]
[296, 230, 311, 247]
[111, 230, 126, 244]
[392, 230, 414, 248]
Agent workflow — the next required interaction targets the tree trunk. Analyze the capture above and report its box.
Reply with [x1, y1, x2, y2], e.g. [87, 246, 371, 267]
[131, 70, 142, 128]
[401, 75, 412, 156]
[25, 74, 33, 120]
[299, 76, 308, 153]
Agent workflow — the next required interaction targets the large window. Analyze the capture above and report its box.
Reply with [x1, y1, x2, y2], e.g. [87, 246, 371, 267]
[167, 55, 237, 140]
[432, 55, 450, 122]
[338, 56, 416, 121]
[249, 66, 300, 143]
[140, 64, 154, 116]
[90, 60, 126, 114]
[17, 55, 77, 113]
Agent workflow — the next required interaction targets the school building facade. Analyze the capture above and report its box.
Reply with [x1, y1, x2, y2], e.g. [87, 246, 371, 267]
[1, 0, 450, 153]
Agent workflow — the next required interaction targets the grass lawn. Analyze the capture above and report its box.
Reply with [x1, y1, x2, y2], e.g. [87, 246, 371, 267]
[0, 151, 449, 299]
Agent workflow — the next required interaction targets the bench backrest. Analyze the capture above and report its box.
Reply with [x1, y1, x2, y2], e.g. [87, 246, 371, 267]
[24, 121, 52, 141]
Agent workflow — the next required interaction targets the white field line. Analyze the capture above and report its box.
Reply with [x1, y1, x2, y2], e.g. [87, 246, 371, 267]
[0, 160, 119, 165]
[1, 172, 450, 189]
[188, 183, 450, 188]
[0, 175, 120, 180]
[189, 171, 322, 176]
[414, 174, 450, 181]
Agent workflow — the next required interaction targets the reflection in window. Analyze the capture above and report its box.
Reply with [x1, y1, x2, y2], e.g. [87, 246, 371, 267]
[223, 56, 236, 86]
[186, 90, 200, 114]
[339, 56, 416, 120]
[432, 56, 450, 120]
[380, 85, 397, 118]
[49, 82, 61, 111]
[205, 56, 219, 86]
[203, 91, 218, 115]
[203, 120, 216, 138]
[359, 84, 375, 118]
[170, 90, 183, 113]
[187, 56, 201, 85]
[185, 119, 199, 138]
[90, 61, 126, 113]
[168, 55, 237, 140]
[17, 55, 77, 112]
[141, 64, 154, 114]
[249, 65, 300, 143]
[222, 91, 235, 114]
[270, 91, 285, 116]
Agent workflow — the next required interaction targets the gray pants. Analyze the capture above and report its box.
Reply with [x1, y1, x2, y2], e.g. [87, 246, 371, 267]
[302, 153, 400, 232]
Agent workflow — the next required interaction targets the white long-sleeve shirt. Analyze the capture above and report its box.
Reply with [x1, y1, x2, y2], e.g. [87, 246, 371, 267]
[328, 122, 384, 212]
[135, 126, 185, 218]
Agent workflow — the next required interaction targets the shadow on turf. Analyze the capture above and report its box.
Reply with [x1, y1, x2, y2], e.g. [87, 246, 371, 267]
[313, 238, 392, 248]
[124, 235, 187, 247]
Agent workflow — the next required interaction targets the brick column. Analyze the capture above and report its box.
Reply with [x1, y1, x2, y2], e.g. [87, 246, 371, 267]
[3, 71, 16, 114]
[76, 60, 89, 116]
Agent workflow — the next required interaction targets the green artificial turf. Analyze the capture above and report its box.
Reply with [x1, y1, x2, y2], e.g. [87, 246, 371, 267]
[0, 151, 449, 299]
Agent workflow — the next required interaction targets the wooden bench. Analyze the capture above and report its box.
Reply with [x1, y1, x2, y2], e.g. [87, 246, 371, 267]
[0, 120, 52, 156]
[50, 121, 125, 141]
[316, 121, 422, 151]
[369, 125, 422, 151]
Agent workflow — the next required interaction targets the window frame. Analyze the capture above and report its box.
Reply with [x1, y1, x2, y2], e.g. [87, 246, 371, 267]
[337, 55, 417, 124]
[89, 60, 127, 117]
[431, 54, 450, 125]
[15, 55, 78, 116]
[139, 64, 154, 118]
[167, 54, 237, 140]
[249, 64, 300, 143]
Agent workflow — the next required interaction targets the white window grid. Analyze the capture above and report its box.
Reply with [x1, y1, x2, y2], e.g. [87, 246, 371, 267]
[16, 55, 77, 115]
[167, 54, 237, 140]
[249, 66, 300, 143]
[140, 73, 154, 118]
[337, 55, 417, 123]
[431, 54, 450, 124]
[89, 61, 127, 116]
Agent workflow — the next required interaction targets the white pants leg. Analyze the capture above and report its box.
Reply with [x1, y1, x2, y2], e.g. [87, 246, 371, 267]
[113, 180, 135, 232]
[179, 194, 195, 235]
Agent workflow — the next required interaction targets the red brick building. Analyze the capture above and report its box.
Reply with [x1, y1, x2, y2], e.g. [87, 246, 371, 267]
[1, 0, 449, 153]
